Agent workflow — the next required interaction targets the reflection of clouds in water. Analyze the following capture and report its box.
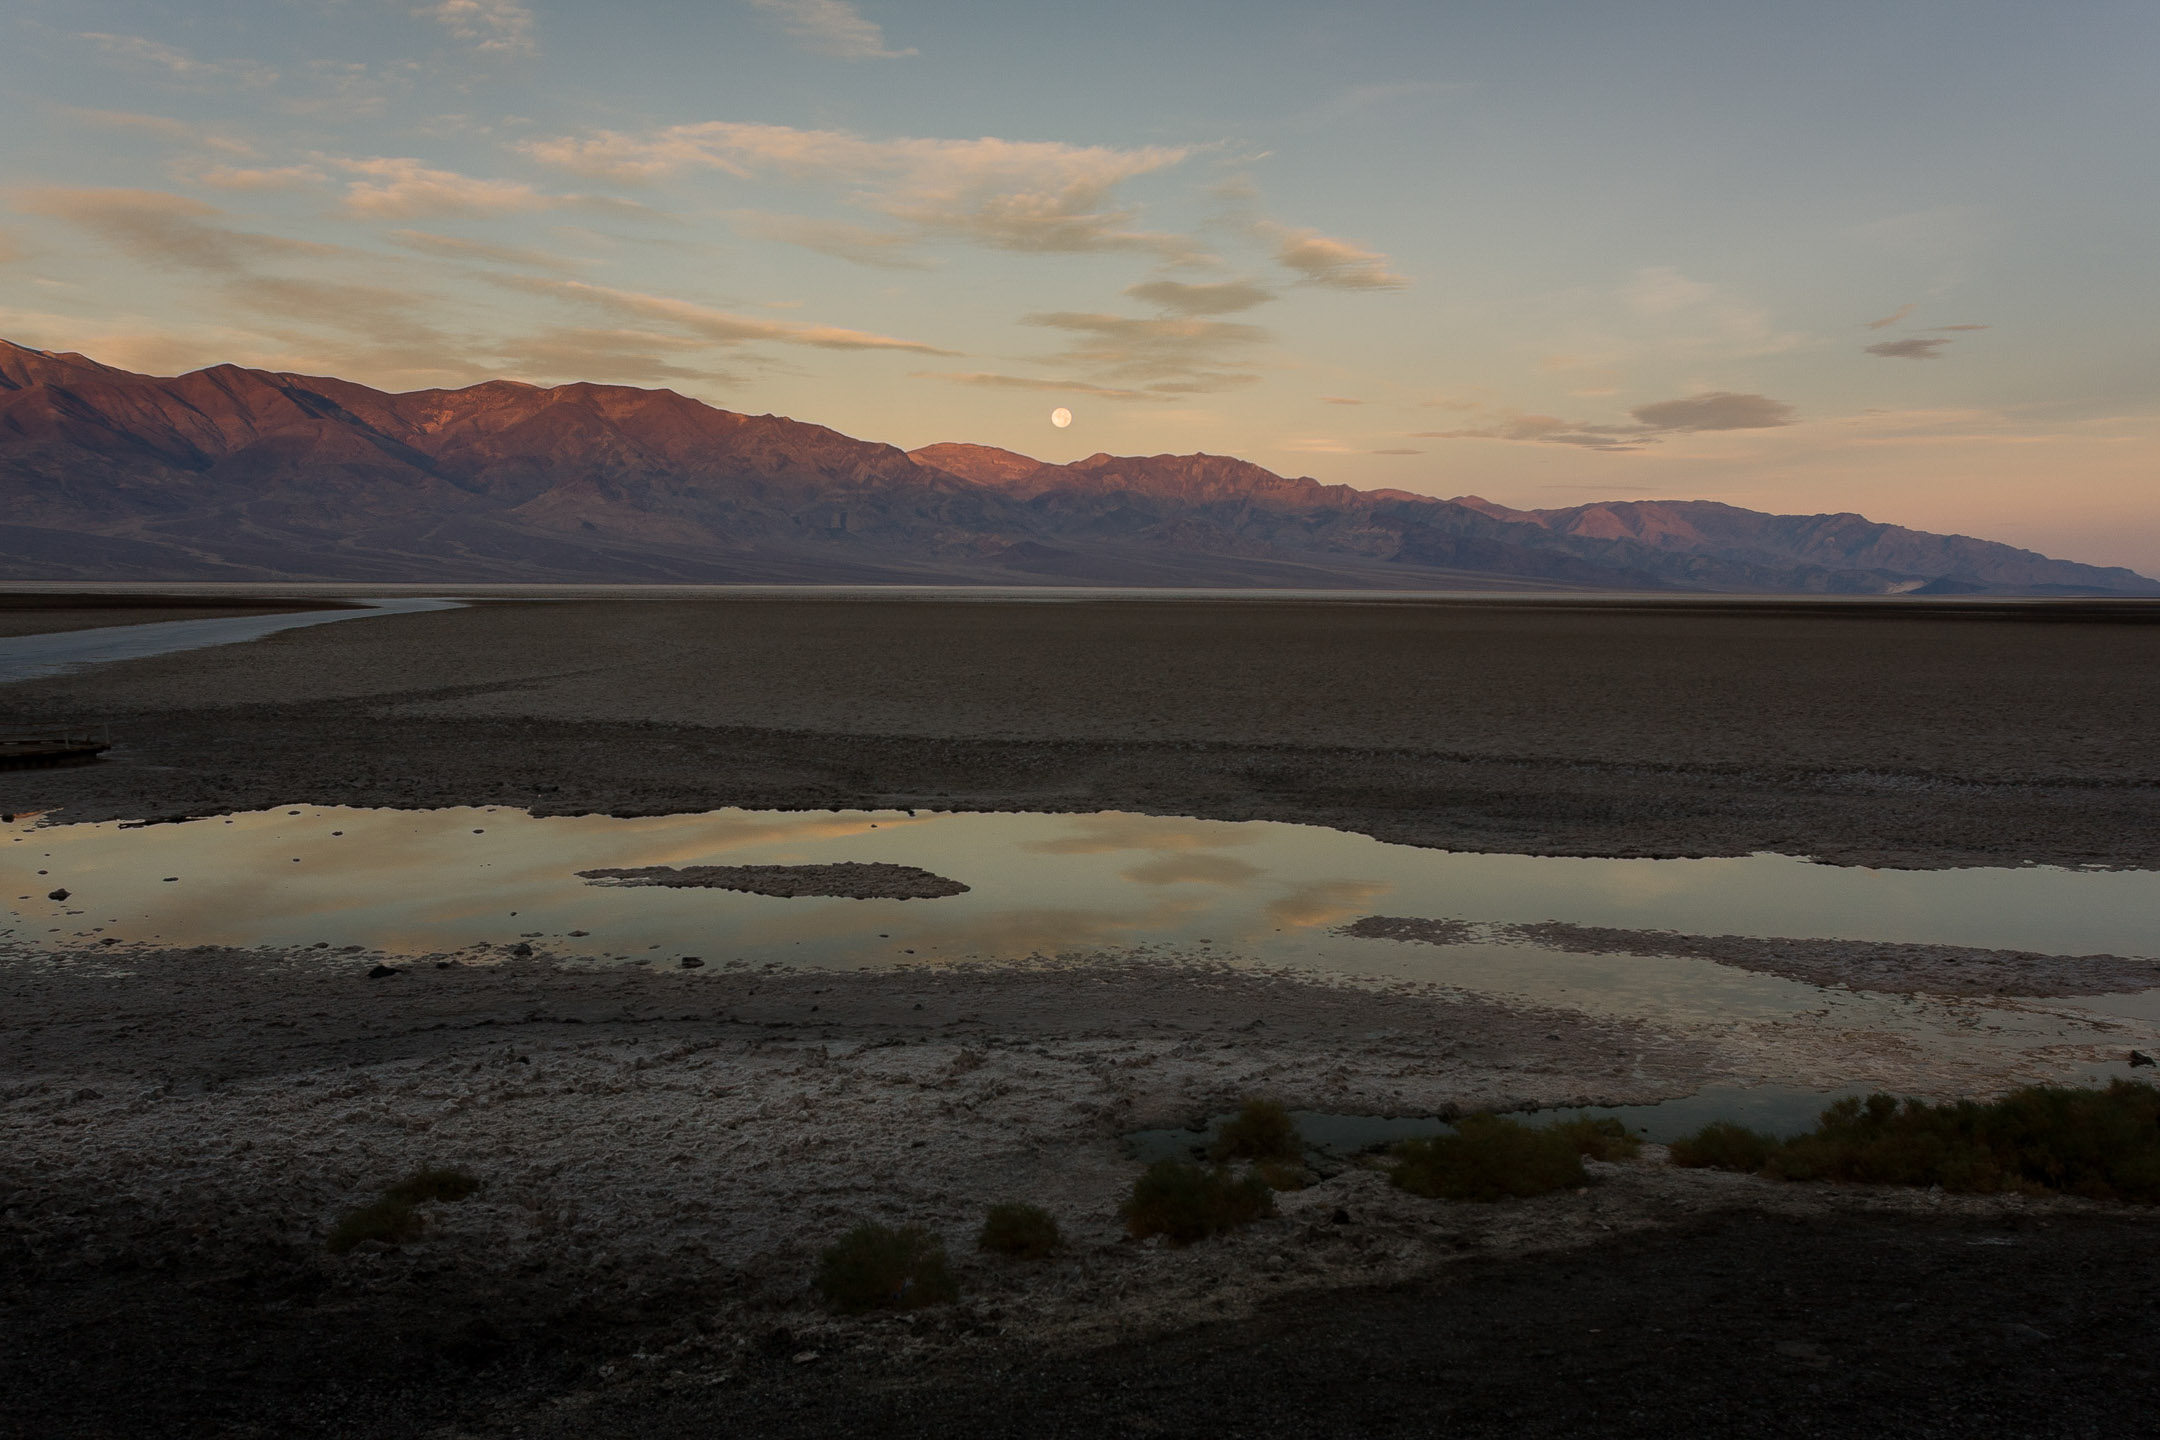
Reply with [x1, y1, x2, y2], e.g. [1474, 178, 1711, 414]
[1121, 853, 1263, 887]
[1265, 878, 1391, 928]
[1023, 812, 1256, 857]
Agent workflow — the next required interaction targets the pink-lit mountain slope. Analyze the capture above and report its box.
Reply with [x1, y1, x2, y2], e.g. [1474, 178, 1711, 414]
[2, 341, 2151, 593]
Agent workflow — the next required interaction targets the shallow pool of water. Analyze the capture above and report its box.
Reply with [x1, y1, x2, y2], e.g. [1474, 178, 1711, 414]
[0, 598, 462, 684]
[6, 803, 2157, 1032]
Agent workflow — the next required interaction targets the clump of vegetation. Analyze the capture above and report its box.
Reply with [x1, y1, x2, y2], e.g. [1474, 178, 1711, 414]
[978, 1202, 1062, 1259]
[326, 1166, 482, 1254]
[1669, 1120, 1781, 1173]
[1122, 1160, 1276, 1243]
[1210, 1098, 1303, 1163]
[1667, 1082, 2160, 1203]
[327, 1196, 427, 1254]
[384, 1167, 483, 1204]
[1774, 1083, 2160, 1201]
[1548, 1115, 1643, 1162]
[1252, 1158, 1310, 1192]
[815, 1223, 960, 1313]
[1389, 1114, 1588, 1201]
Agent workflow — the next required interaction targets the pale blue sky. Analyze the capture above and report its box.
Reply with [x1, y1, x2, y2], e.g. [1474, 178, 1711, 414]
[4, 1, 2157, 567]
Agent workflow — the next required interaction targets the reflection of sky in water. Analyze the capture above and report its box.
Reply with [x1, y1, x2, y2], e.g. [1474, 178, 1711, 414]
[0, 598, 462, 684]
[6, 807, 2158, 1034]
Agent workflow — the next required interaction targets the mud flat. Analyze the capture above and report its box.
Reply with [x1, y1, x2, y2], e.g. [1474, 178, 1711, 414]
[2, 593, 2158, 869]
[1341, 915, 2160, 997]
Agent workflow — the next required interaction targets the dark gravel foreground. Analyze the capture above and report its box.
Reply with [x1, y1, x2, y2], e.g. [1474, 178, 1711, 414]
[5, 1211, 2157, 1439]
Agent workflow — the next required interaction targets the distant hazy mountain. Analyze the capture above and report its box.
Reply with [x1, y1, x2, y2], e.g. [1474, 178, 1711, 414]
[3, 341, 2152, 594]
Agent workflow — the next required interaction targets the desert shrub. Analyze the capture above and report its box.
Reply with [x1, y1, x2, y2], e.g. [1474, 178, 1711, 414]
[1669, 1120, 1781, 1173]
[1549, 1115, 1643, 1162]
[1210, 1098, 1302, 1163]
[1253, 1158, 1309, 1192]
[1122, 1160, 1276, 1243]
[326, 1197, 425, 1254]
[326, 1166, 482, 1254]
[385, 1167, 482, 1204]
[978, 1202, 1062, 1259]
[815, 1223, 959, 1313]
[1769, 1083, 2160, 1202]
[1390, 1114, 1587, 1201]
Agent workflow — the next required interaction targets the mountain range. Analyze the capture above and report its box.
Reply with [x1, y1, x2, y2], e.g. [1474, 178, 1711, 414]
[2, 339, 2151, 595]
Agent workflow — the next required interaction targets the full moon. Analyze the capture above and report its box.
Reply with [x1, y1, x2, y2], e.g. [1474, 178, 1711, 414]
[1050, 407, 1073, 429]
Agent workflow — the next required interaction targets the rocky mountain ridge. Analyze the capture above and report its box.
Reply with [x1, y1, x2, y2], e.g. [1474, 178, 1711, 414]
[2, 341, 2151, 594]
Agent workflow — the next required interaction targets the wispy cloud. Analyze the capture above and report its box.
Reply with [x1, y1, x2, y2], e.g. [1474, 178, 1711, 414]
[335, 158, 556, 219]
[1123, 278, 1273, 315]
[493, 276, 958, 354]
[1319, 395, 1365, 405]
[1630, 392, 1795, 430]
[1267, 225, 1408, 290]
[77, 33, 277, 87]
[492, 327, 740, 385]
[920, 371, 1162, 401]
[731, 212, 929, 268]
[1415, 390, 1795, 451]
[191, 165, 326, 192]
[414, 0, 536, 56]
[1865, 337, 1951, 360]
[524, 122, 1196, 259]
[1865, 302, 1916, 330]
[16, 188, 340, 275]
[386, 229, 589, 271]
[1021, 310, 1268, 394]
[744, 0, 914, 60]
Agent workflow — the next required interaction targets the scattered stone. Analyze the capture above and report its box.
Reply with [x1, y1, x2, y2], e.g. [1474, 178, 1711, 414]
[680, 957, 704, 968]
[2132, 1051, 2155, 1068]
[367, 964, 401, 979]
[46, 888, 68, 901]
[509, 943, 533, 958]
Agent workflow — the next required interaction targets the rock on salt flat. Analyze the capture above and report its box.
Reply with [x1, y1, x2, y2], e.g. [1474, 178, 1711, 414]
[578, 862, 970, 900]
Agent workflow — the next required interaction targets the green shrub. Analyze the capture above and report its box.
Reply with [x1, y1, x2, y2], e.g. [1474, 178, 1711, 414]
[1122, 1160, 1276, 1243]
[1390, 1114, 1587, 1202]
[1549, 1115, 1643, 1162]
[385, 1167, 482, 1204]
[326, 1196, 426, 1254]
[815, 1223, 959, 1313]
[1669, 1120, 1781, 1173]
[1769, 1083, 2160, 1201]
[1210, 1098, 1302, 1163]
[978, 1202, 1062, 1259]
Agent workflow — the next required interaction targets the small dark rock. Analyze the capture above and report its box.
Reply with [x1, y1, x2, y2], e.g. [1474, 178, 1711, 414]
[47, 888, 69, 901]
[680, 956, 704, 968]
[509, 942, 534, 958]
[2131, 1051, 2155, 1068]
[367, 964, 401, 979]
[1331, 1208, 1352, 1225]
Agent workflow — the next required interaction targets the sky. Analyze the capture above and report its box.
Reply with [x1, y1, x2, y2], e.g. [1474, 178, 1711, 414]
[3, 1, 2157, 570]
